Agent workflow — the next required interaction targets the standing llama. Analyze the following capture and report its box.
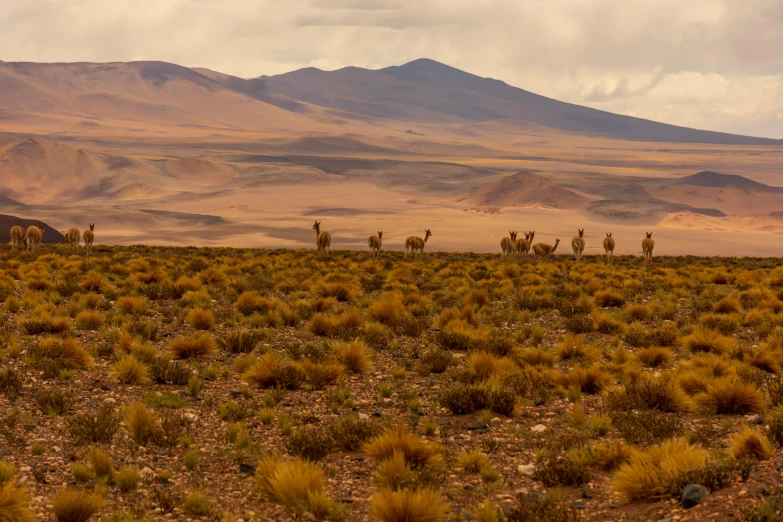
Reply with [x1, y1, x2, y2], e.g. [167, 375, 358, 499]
[603, 233, 615, 265]
[368, 231, 383, 258]
[642, 232, 654, 268]
[405, 229, 431, 258]
[532, 238, 560, 262]
[312, 221, 331, 258]
[501, 231, 518, 260]
[26, 225, 45, 253]
[10, 226, 25, 252]
[83, 223, 95, 257]
[516, 231, 534, 260]
[571, 229, 585, 263]
[65, 228, 80, 253]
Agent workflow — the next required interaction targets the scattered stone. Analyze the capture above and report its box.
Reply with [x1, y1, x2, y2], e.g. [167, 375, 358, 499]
[531, 424, 547, 433]
[517, 464, 535, 476]
[139, 467, 155, 481]
[239, 463, 256, 474]
[468, 421, 488, 430]
[581, 486, 594, 499]
[0, 449, 11, 456]
[682, 484, 710, 509]
[383, 399, 393, 407]
[358, 413, 369, 420]
[372, 411, 383, 417]
[570, 501, 586, 510]
[610, 503, 622, 509]
[756, 484, 770, 496]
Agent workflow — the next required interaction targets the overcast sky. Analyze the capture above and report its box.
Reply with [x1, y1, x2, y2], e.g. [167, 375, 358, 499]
[2, 0, 782, 138]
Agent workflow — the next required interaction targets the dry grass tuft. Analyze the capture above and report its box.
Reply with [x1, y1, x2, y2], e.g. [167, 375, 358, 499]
[364, 425, 443, 469]
[730, 427, 774, 460]
[255, 455, 336, 519]
[334, 339, 373, 373]
[694, 379, 766, 414]
[370, 488, 448, 522]
[612, 438, 708, 502]
[168, 334, 214, 359]
[51, 487, 103, 522]
[109, 354, 150, 384]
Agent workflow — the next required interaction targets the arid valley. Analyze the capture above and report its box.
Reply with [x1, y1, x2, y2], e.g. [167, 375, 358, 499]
[1, 58, 782, 257]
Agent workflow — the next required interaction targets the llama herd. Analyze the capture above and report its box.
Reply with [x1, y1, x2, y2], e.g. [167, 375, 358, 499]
[8, 219, 656, 265]
[9, 223, 95, 256]
[502, 229, 655, 266]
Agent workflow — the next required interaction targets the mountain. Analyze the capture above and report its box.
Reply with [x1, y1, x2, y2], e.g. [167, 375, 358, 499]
[0, 214, 64, 243]
[460, 171, 589, 209]
[260, 59, 780, 145]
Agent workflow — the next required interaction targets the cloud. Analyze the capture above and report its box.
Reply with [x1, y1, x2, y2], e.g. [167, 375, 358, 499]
[0, 0, 781, 137]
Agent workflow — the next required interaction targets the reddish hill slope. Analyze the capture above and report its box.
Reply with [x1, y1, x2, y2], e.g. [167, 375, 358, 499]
[461, 171, 589, 209]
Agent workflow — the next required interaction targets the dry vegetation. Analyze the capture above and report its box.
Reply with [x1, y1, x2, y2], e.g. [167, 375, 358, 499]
[1, 244, 783, 521]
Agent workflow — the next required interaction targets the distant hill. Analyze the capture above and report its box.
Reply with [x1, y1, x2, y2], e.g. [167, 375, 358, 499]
[460, 171, 588, 209]
[260, 59, 780, 145]
[0, 194, 25, 207]
[668, 171, 783, 192]
[0, 215, 64, 243]
[646, 171, 783, 216]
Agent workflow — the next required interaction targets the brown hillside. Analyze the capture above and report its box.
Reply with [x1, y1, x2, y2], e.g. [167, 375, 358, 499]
[461, 171, 589, 209]
[0, 214, 64, 243]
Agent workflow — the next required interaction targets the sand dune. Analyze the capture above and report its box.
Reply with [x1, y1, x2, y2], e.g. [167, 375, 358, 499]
[660, 210, 783, 234]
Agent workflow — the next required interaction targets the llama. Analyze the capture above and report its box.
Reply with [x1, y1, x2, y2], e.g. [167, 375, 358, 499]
[405, 229, 431, 258]
[312, 221, 331, 258]
[515, 232, 532, 260]
[642, 232, 654, 268]
[83, 223, 95, 257]
[571, 229, 585, 263]
[10, 225, 25, 252]
[26, 225, 45, 253]
[501, 231, 518, 260]
[65, 228, 80, 253]
[603, 233, 615, 265]
[532, 238, 560, 262]
[368, 231, 383, 258]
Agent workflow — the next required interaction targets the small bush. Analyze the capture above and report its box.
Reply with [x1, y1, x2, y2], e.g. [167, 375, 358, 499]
[35, 390, 74, 416]
[28, 337, 93, 378]
[66, 405, 120, 444]
[635, 346, 673, 367]
[327, 416, 382, 451]
[286, 427, 332, 462]
[594, 290, 625, 308]
[219, 329, 261, 354]
[334, 339, 372, 373]
[110, 354, 150, 384]
[116, 296, 149, 315]
[682, 328, 733, 354]
[88, 446, 114, 480]
[504, 492, 581, 522]
[694, 379, 765, 414]
[188, 308, 214, 330]
[255, 455, 336, 519]
[168, 334, 214, 359]
[370, 488, 448, 522]
[243, 352, 306, 390]
[51, 488, 102, 522]
[75, 311, 104, 330]
[181, 491, 211, 517]
[363, 425, 443, 469]
[730, 427, 774, 460]
[115, 466, 140, 493]
[612, 438, 708, 502]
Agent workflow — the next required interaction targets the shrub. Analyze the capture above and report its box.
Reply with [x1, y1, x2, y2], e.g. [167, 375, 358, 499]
[635, 346, 673, 367]
[594, 289, 624, 308]
[255, 456, 336, 519]
[694, 379, 765, 414]
[75, 310, 104, 330]
[0, 368, 22, 400]
[116, 296, 149, 315]
[219, 329, 261, 354]
[243, 352, 306, 390]
[66, 405, 120, 444]
[110, 355, 150, 384]
[124, 402, 158, 446]
[610, 411, 683, 444]
[682, 328, 733, 354]
[456, 450, 490, 473]
[114, 466, 141, 493]
[307, 314, 336, 337]
[35, 390, 74, 416]
[327, 416, 382, 451]
[181, 491, 211, 516]
[28, 337, 93, 378]
[714, 296, 741, 314]
[188, 308, 214, 330]
[439, 383, 486, 414]
[552, 367, 611, 394]
[1, 481, 33, 522]
[591, 440, 632, 471]
[168, 334, 214, 359]
[504, 492, 581, 522]
[606, 377, 691, 413]
[314, 281, 356, 302]
[369, 294, 406, 325]
[363, 425, 443, 469]
[286, 427, 332, 462]
[370, 488, 448, 522]
[612, 438, 708, 502]
[418, 348, 452, 374]
[730, 427, 774, 460]
[334, 339, 372, 373]
[554, 335, 599, 361]
[624, 303, 651, 322]
[533, 450, 592, 487]
[88, 446, 115, 480]
[699, 313, 740, 334]
[51, 488, 102, 522]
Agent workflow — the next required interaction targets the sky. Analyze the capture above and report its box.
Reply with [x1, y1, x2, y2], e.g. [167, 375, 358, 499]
[2, 0, 782, 138]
